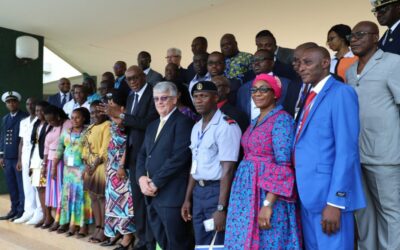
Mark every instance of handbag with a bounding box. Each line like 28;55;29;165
194;232;224;250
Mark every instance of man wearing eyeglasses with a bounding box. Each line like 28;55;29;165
166;48;187;85
371;0;400;55
347;20;400;250
106;65;159;250
136;81;194;250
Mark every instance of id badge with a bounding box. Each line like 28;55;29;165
190;160;197;175
67;156;74;166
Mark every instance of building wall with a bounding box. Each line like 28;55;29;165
0;26;44;194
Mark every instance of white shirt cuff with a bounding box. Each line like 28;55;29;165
327;202;345;210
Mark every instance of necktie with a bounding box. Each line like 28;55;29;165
61;94;67;107
130;93;139;114
385;29;393;45
155;119;166;141
295;91;317;143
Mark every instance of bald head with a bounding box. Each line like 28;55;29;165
350;21;379;58
220;33;239;58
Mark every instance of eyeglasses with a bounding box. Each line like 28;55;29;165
346;31;377;41
250;87;273;94
153;96;173;102
126;75;141;82
252;56;273;64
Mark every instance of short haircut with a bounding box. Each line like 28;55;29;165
295;42;319;50
115;61;127;67
153;81;178;97
194;36;208;46
255;30;276;44
59;77;70;83
167;48;182;57
90;100;102;107
35;100;50;109
255;49;275;59
139;51;151;59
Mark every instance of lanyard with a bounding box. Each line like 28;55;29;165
69;128;83;146
194;126;210;157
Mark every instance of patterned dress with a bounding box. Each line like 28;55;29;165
104;122;135;237
225;106;302;250
57;128;93;226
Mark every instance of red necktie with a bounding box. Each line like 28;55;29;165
293;91;316;166
295;91;317;143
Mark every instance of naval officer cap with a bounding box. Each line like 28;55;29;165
191;80;218;96
1;91;22;103
370;0;400;12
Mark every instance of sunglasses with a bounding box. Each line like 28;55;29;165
250;87;273;94
346;31;377;40
153;96;173;102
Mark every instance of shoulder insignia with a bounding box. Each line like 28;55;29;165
223;115;236;125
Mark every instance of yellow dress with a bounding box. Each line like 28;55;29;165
82;120;111;196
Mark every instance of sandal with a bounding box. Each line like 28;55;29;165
66;231;76;237
41;218;54;229
48;222;59;232
56;225;68;234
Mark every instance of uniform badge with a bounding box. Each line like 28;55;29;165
223;116;236;125
197;83;203;90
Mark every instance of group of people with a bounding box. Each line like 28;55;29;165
1;0;400;249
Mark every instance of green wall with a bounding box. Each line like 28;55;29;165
0;27;44;194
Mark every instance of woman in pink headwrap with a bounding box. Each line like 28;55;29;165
225;74;302;249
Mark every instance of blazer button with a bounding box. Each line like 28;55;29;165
148;155;151;159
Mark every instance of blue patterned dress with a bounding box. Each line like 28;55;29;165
104;122;135;237
225;106;302;249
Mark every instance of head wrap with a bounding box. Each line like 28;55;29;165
252;74;282;99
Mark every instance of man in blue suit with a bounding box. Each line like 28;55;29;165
294;47;365;249
371;0;400;55
136;81;194;250
0;91;28;221
47;78;72;109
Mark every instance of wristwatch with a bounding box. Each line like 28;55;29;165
119;113;125;120
217;204;226;212
263;199;273;207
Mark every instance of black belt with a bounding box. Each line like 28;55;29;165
196;180;220;187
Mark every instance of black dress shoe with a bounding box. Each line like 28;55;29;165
0;211;16;220
9;214;23;222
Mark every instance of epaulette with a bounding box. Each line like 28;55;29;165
223;115;236;125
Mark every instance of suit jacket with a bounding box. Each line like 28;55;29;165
30;121;51;159
146;69;163;87
236;75;290;121
0;111;28;159
115;75;131;94
136;109;194;207
294;76;365;213
282;79;302;118
346;49;400;165
123;84;159;173
379;25;400;55
47;92;72;109
276;46;294;65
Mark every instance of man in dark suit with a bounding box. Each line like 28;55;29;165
372;0;400;55
237;49;297;120
166;48;187;85
255;30;294;65
47;78;72;109
0;91;28;221
136;81;194;250
137;51;163;87
113;61;131;93
109;65;158;250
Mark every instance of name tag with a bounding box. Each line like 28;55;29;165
67;156;74;166
190;160;197;175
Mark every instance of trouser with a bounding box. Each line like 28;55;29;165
131;174;155;250
192;182;224;246
146;202;191;250
21;156;36;214
355;164;400;250
301;204;354;250
4;159;24;215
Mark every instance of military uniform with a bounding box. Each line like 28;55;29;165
190;109;242;245
0;92;28;218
